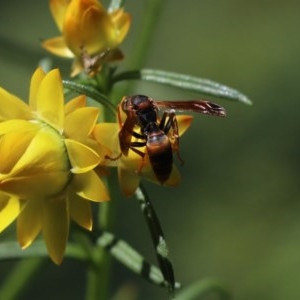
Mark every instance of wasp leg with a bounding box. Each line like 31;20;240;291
117;103;123;128
127;141;149;175
132;131;144;139
105;153;122;161
105;134;146;162
159;111;184;165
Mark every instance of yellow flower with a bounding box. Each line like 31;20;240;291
93;114;193;197
0;68;109;264
42;0;131;76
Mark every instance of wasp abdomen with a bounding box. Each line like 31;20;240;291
146;132;173;184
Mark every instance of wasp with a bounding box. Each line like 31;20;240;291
116;95;226;184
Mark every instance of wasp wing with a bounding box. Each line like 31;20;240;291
156;100;226;117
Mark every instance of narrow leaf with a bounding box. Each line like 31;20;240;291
135;184;176;295
176;278;231;300
97;231;178;289
63;80;116;114
113;69;252;105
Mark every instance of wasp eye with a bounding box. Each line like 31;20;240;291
131;95;147;108
131;95;153;110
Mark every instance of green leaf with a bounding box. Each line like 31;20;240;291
135;185;176;295
63;80;116;115
176;278;231;300
97;231;179;289
112;69;252;105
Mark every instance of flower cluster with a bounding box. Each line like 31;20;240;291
0;68;110;264
0;67;193;263
0;0;194;264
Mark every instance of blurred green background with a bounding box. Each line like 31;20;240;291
0;0;300;299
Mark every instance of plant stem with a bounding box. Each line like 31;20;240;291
84;170;120;300
129;0;165;69
85;254;109;300
84;87;120;300
115;0;166;99
0;258;45;300
84;1;167;298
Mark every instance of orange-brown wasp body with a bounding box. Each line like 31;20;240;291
118;95;226;184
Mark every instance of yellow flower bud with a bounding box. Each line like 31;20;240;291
42;0;131;76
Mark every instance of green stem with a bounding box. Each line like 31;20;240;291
84;172;120;300
129;0;165;69
78;227;107;300
85;253;109;300
84;89;120;300
84;1;166;298
116;0;166;99
0;258;45;300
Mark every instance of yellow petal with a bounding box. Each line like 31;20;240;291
84;138;112;165
35;69;64;131
65;139;100;174
10;126;68;177
64;107;99;140
93;123;119;155
0;127;70;199
72;171;109;202
50;0;70;32
0;87;31;121
0;119;38;135
70;58;84;77
64;95;86;115
177;115;193;136
29;68;46;110
17;198;42;248
69;191;92;230
63;0;116;56
0;194;22;233
42;36;74;58
118;167;140;197
42;196;69;265
110;9;131;44
0;172;70;200
0;124;38;174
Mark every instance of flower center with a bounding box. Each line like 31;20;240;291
0;120;71;200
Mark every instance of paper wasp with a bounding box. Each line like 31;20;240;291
116;95;226;184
